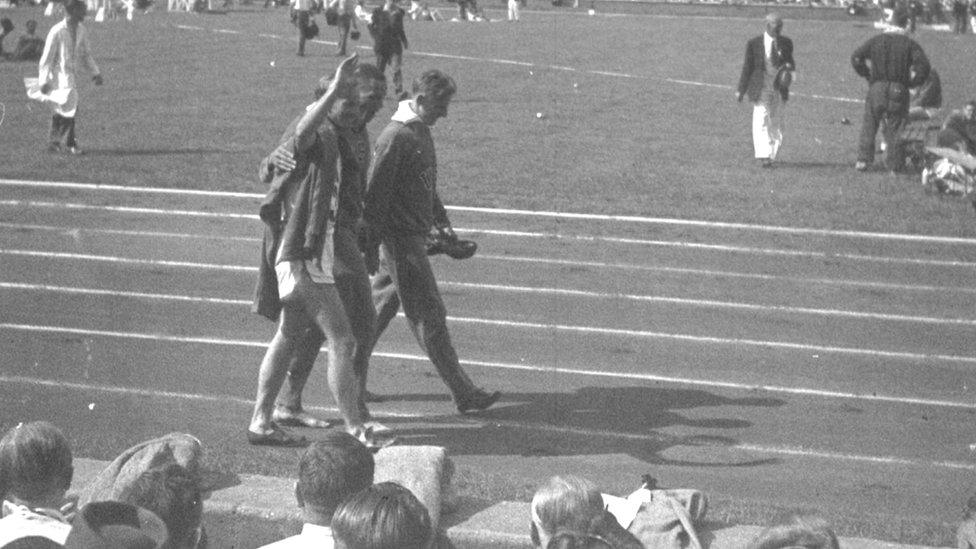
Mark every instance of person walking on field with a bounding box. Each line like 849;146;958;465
328;0;357;56
736;13;795;169
360;70;501;415
292;0;317;56
248;54;394;450
851;6;929;172
368;0;407;97
254;62;390;434
38;0;103;155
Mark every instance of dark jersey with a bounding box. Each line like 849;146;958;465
365;116;448;238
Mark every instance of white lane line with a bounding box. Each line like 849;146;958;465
4;223;976;291
451;315;976;364
3;179;974;245
2;324;975;409
0;179;260;197
4;222;976;291
0;222;259;242
452;206;976;246
4;268;975;328
0;282;249;305
481;254;976;295
0;375;420;419
479;237;976;268
0;250;255;271
0;200;258;220
212;28;240;33
446;281;976;326
1;373;970;470
4;203;975;268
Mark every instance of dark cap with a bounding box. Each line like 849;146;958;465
64;501;168;549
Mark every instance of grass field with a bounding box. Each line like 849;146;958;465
2;3;976;238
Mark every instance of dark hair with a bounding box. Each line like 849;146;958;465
1;537;64;549
296;431;374;515
332;482;432;549
0;422;73;503
314;63;387;99
746;514;839;549
63;0;88;16
117;463;203;549
888;6;909;26
411;70;457;101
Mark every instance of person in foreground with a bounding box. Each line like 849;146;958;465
361;69;501;415
0;421;75;546
851;6;929;172
745;514;839;549
118;463;207;549
530;475;642;549
259;431;375;548
736;13;795;168
331;481;432;549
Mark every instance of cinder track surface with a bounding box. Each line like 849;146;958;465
1;180;974;542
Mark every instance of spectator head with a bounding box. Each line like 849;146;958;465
0;422;73;508
331;482;433;549
886;6;909;27
546;530;613;549
64;501;169;549
745;514;839;549
411;70;456;127
530;476;604;549
295;431;374;525
964;100;976;120
0;537;63;549
764;13;783;37
117;463;204;549
25;19;37;34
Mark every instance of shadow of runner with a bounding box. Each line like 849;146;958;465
381;385;784;466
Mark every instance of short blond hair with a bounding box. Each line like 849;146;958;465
531;475;604;539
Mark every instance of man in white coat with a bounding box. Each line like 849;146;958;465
38;0;103;155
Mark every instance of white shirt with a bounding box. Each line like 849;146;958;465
37;18;99;117
0;501;72;546
258;523;335;549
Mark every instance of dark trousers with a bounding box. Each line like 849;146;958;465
296;9;309;54
369;235;477;401
336;13;351;55
375;48;403;95
858;81;908;170
49;113;77;147
953;10;969;32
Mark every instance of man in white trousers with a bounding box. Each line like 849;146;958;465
736;13;795;168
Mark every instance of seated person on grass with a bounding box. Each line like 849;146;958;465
938;100;976;155
0;421;75;546
908;67;942;120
